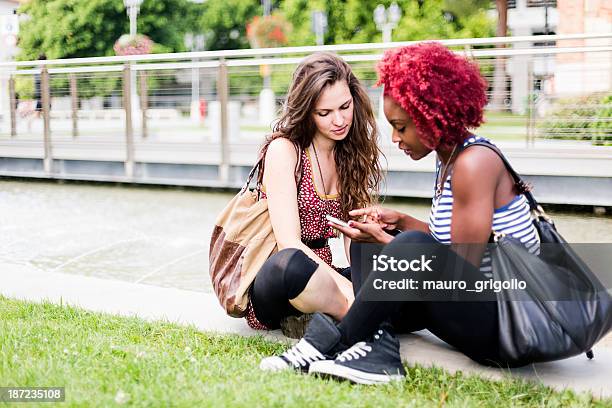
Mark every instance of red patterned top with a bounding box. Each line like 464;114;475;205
246;148;343;330
295;149;343;265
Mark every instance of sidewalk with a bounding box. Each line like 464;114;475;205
3;263;612;399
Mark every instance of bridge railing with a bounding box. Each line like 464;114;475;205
0;33;610;179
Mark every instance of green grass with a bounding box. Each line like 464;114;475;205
484;112;528;127
240;124;273;132
146;124;272;133
478;112;529;141
477;129;526;142
1;296;609;407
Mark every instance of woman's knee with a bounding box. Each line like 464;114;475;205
266;248;301;268
261;248;319;299
393;230;434;244
380;230;438;263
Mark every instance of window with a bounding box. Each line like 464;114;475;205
526;0;557;7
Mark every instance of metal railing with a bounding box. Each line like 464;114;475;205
0;33;610;181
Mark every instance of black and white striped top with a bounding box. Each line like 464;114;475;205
428;136;540;275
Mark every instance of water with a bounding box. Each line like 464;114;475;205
0;181;222;292
1;180;611;293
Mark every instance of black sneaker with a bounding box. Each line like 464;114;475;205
259;313;341;372
280;313;313;339
309;328;406;385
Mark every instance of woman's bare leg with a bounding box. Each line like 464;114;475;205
289;267;352;320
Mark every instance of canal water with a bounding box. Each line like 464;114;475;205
1;179;611;293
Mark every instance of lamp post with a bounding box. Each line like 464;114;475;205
0;12;20;133
373;2;401;43
185;33;207;123
262;0;271;16
123;0;143;128
373;3;401;143
261;0;272;90
311;11;328;46
124;0;143;37
258;0;274;125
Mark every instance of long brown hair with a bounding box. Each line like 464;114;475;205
261;52;382;218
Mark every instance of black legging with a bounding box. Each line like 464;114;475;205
251;248;350;329
340;231;502;366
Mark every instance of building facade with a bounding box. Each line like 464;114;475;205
555;0;611;97
506;0;611;114
507;0;559;114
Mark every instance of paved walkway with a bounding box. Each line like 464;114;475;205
3;264;612;399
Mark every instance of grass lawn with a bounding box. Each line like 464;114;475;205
1;296;609;407
484;112;528;127
478;112;529;141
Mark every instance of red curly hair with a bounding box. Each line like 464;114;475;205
376;42;487;149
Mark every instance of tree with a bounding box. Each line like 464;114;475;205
280;0;346;46
190;0;262;97
443;0;491;21
17;0;200;60
280;0;493;46
490;0;508;111
266;0;493;98
16;0;201;99
195;0;261;51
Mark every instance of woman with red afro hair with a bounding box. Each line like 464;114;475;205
376;41;487;150
261;43;541;384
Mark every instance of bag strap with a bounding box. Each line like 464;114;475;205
469;142;595;362
464;141;539;211
239;156;265;194
294;145;304;187
241;142;303;197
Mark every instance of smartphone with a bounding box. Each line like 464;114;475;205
325;214;351;229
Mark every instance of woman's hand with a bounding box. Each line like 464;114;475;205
349;206;404;231
330;219;394;244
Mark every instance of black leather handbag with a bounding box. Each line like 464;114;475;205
469;142;612;367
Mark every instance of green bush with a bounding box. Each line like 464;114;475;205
15;76;34;99
538;94;612;146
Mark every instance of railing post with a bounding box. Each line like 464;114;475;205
218;58;229;184
139;71;148;138
41;66;53;173
8;75;16;138
463;44;473;59
69;74;78;138
123;63;135;178
526;60;536;147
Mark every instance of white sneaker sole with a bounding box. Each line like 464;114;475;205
260;356;293;372
309;360;405;385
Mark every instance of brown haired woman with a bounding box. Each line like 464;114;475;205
245;52;382;337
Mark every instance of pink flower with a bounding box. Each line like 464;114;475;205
114;34;153;56
246;15;291;49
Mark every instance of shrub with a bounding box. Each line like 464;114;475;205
538;93;611;146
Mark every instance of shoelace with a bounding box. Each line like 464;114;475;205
282;339;324;368
337;342;372;362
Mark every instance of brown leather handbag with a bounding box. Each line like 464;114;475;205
209;146;302;317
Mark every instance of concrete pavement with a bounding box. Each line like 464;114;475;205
2;263;612;399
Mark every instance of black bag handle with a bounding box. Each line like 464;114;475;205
468;142;596;361
464;141;539;211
